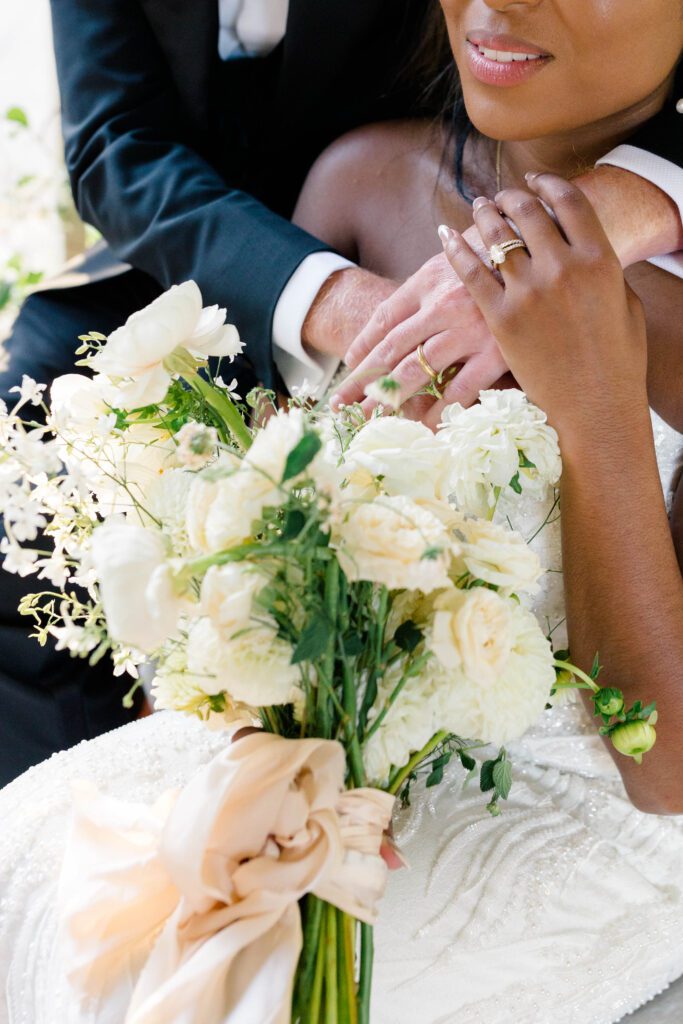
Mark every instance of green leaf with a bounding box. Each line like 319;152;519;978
280;508;306;540
508;472;522;495
291;612;330;664
24;270;43;286
6;106;28;128
518;450;536;469
343;633;364;657
0;280;12;310
459;751;476;772
426;765;444;787
492;758;512;800
394;620;422;653
479;758;497;792
282;432;322;483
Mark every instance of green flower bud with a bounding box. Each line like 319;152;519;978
594;688;625;718
610;721;657;764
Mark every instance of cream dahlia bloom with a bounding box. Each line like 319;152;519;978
186;616;301;707
90;281;243;408
334;495;453;593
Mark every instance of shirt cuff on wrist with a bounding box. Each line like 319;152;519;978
272;251;356;399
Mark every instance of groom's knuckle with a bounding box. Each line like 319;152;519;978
373;301;395;337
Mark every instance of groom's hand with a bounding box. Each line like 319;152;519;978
301;267;398;360
329;224;507;414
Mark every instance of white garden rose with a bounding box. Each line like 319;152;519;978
334;494;452;593
91;521;190;653
428;587;514;685
200;562;264;637
439;601;555;745
437;388;561;515
187;466;276;553
344;416;449;501
450;513;543;595
90;281;243;408
50;373;115;436
186;616;301;707
151;646;259;729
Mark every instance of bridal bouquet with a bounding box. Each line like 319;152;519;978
0;282;657;1023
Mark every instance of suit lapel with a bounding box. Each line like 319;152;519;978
139;0;218;132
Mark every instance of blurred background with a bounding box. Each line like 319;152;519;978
0;0;91;351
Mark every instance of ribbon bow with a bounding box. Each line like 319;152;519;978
58;732;395;1023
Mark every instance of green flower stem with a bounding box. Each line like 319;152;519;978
336;909;350;1023
344;913;358;1024
182;370;252;451
339;652;366;788
358;923;374;1024
325;903;338;1024
553;659;599;694
386;730;450;796
308;912;327;1024
294;895;324;1020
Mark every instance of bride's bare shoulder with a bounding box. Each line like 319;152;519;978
293;119;447;267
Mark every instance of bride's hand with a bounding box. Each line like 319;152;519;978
329;226;508;413
433;174;648;435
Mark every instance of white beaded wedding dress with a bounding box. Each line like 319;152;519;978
0;410;682;1024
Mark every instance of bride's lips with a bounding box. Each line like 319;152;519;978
465;30;552;87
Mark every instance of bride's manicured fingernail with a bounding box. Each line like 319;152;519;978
438;224;454;247
473;196;490;210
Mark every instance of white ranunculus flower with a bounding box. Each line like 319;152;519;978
90;281;243;409
344;416;449;501
428;587;514;685
438;389;561;515
200;562;264;637
334;494;452;593
450;513;543;595
439;602;555;746
188;467;276;553
91;521;190;652
186;616;301;706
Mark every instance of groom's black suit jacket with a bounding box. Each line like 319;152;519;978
50;0;683;390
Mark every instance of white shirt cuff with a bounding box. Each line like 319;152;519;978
272;251;355;398
596;144;683;226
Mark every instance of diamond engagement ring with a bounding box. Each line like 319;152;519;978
489;238;528;267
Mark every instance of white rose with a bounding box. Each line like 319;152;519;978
200;562;263;637
428;587;514;685
50;373;114;436
186;617;301;706
450;513;543;595
151;646;259;729
90;281;243;408
334;494;452;593
439;602;555;745
344;416;449;501
91;521;190;652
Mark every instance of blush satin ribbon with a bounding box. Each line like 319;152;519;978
57;732;395;1024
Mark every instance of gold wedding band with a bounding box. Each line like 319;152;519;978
489;238;528;268
416;343;440;382
416;345;459;399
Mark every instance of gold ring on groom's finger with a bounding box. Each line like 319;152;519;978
489;238;528;268
416;343;440;383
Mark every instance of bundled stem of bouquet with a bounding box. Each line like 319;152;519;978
0;282;658;1023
